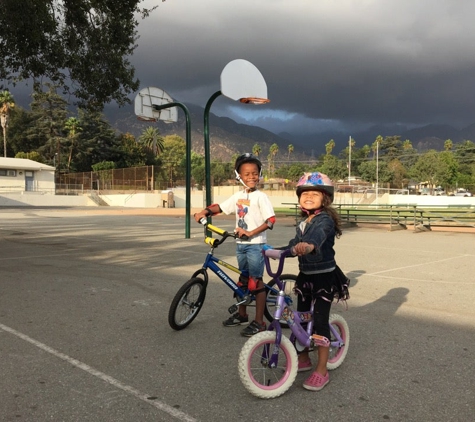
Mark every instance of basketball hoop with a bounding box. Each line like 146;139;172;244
137;116;158;122
239;97;270;105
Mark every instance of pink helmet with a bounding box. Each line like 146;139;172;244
296;172;334;202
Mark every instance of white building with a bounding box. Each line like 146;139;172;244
0;157;55;193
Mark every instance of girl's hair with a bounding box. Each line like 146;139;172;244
299;193;343;238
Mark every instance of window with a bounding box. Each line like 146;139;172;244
0;169;17;177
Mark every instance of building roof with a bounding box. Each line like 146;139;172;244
0;157;54;171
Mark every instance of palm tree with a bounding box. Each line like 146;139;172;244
0;90;15;157
325;139;335;155
268;143;279;178
252;143;261;157
139;127;164;156
444;139;453;151
372;135;383;159
64;117;82;172
287;144;294;161
402;139;413;151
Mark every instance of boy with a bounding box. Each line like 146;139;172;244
194;153;276;336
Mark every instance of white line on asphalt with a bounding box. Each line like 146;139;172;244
0;323;197;422
366;254;470;275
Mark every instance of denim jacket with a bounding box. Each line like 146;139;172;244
287;211;336;273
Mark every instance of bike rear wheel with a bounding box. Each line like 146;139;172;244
238;331;298;399
264;274;298;326
168;277;206;330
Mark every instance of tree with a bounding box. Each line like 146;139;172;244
64;117;82;172
72;108;120;172
0;1;160;110
444;139;453;151
159;135;186;187
325;139;335;155
138;126;164;157
27;83;68;170
319;155;347;181
267;143;279;178
287;144;294;161
409;150;443;189
252;143;261;157
0;90;15;157
116;132;147;168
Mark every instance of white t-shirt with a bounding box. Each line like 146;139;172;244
219;189;275;244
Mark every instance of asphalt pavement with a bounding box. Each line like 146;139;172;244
0;207;474;421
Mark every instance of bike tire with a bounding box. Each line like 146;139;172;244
264;274;298;326
326;313;350;370
168;277;206;331
238;331;298;399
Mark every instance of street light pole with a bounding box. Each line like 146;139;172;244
1;113;8;157
348;135;352;186
376;140;379;205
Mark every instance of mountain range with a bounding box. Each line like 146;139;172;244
106;103;475;162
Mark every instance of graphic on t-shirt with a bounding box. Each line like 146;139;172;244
237;203;248;230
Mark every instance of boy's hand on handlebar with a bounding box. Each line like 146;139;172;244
194;212;207;223
234;228;250;239
292;242;315;256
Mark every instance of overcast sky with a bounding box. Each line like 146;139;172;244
130;0;475;136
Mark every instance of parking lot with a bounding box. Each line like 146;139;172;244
1;207;474;421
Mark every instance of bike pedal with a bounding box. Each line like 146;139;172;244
311;334;330;347
228;304;238;314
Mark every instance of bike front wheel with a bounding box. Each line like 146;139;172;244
238;331;298;399
264;274;298;326
327;313;350;370
168;277;206;330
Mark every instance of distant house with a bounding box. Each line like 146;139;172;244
0;157;55;193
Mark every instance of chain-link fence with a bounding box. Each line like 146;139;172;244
57;166;164;193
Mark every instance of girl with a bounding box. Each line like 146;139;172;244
284;172;349;391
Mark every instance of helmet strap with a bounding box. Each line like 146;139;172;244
299;206;323;216
235;169;257;192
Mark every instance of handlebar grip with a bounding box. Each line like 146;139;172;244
264;249;283;260
206;224;226;236
204;237;219;247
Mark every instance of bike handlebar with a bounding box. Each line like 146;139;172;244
262;248;293;279
198;217;249;247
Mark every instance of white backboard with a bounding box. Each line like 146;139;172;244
134;87;178;123
220;59;268;102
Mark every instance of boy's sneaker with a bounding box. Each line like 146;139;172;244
223;313;248;327
240;320;266;337
303;371;329;391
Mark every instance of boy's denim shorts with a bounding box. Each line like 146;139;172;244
236;243;264;279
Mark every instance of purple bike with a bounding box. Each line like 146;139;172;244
238;247;350;399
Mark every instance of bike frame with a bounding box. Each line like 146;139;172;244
263;249;345;368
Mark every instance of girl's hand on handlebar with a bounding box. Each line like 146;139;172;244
292;242;315;256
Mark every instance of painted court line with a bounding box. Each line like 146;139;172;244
366;254;470;276
0;323;197;422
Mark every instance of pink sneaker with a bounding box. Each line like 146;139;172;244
297;359;312;373
303;371;329;391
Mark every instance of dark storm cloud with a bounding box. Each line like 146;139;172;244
132;0;475;134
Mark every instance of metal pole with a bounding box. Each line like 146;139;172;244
203;91;222;235
152;102;192;238
348;136;352;186
376;141;379;206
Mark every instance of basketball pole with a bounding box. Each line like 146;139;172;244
153;102;192;239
